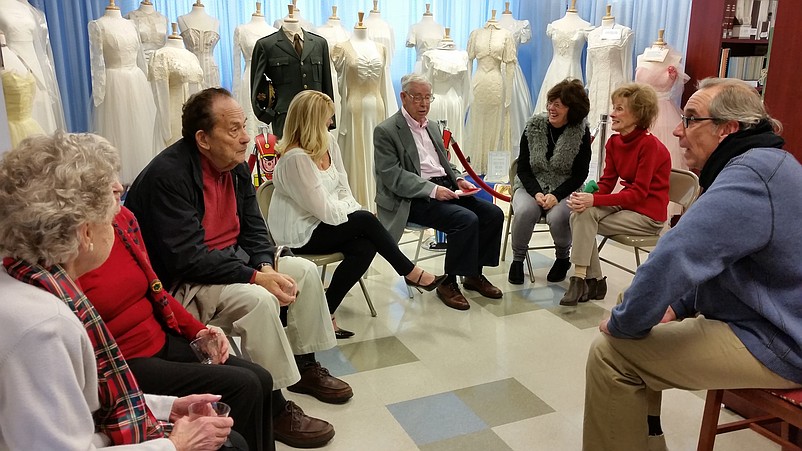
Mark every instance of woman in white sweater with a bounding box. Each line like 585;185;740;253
268;91;445;338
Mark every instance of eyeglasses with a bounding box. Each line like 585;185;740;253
680;114;720;128
406;93;435;104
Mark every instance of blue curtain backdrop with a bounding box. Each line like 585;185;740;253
23;0;691;133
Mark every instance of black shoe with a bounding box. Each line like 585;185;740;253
405;273;447;292
508;261;525;285
334;328;355;339
559;276;588;306
547;258;572;283
586;276;608;300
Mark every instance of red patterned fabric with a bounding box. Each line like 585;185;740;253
768;388;802;407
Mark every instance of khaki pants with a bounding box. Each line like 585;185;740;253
570;206;664;279
172;256;336;390
583;317;800;451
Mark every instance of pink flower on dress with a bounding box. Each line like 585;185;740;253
667;65;678;82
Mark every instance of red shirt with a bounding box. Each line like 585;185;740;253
78;209;206;359
200;155;240;251
595;127;671;221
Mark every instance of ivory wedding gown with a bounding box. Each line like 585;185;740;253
331;40;394;211
89;17;156;184
422;48;470;146
181;28;220;88
499;15;534;158
233;22;276;138
149;45;203;148
534;24;588;114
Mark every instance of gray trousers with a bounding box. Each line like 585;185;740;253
510;189;572;261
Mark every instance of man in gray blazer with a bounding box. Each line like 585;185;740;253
373;74;504;311
250;26;334;138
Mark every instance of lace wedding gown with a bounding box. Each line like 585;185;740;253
2;71;44;148
499;16;534;158
233;21;276;138
89;16;156;184
0;1;65;133
181;28;220;88
331;40;394;211
534;24;588;114
422;48;470;146
149;45;203;148
465;25;517;174
126;8;168;63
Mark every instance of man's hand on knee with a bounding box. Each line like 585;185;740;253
254;267;298;306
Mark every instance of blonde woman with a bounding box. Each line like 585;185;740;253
268;91;445;337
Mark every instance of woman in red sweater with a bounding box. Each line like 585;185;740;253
560;83;671;306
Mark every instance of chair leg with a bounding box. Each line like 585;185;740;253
525;252;535;283
358;278;377;317
697;389;725;451
502;210;513;262
634;247;642;267
413;230;424;264
320;264;327;282
227;336;242;358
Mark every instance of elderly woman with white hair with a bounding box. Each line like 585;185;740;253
0;132;238;450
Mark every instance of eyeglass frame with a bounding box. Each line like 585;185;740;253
404;92;436;104
680;114;721;128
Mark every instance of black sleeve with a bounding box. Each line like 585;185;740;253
251;39;276;125
551;127;591;201
517;132;544;196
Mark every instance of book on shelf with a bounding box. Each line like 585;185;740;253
719;48;731;78
725;55;767;81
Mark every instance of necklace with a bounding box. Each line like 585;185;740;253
548;125;557;146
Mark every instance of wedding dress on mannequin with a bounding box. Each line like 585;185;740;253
498;3;533;158
635;31;688;173
406;4;445;73
0;0;65;133
2;36;44;148
233;4;276;138
465;18;517;174
586;6;633;179
534;2;591;114
364;2;397;110
126;1;168;64
150;24;203;149
332;17;393;211
89;3;156;184
422;29;470;147
315;7;349;137
178;2;220;88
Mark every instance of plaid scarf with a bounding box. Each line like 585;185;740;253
3;258;164;445
113;208;180;333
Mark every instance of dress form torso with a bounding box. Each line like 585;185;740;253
126;3;168;63
422;44;470;147
534;11;592;114
406;14;445;73
178;6;220;88
89;7;156;183
316;17;350;48
274;12;315;32
233;14;276;138
0;0;65;133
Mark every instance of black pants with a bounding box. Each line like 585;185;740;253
408;195;504;276
295;210;416;313
127;334;275;451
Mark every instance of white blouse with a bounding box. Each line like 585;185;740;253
269;135;361;248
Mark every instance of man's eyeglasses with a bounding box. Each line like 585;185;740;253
680;114;720;128
406;94;435;104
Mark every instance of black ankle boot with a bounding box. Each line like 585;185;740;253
508;261;524;285
560;276;588;306
586;276;608;300
546;258;572;282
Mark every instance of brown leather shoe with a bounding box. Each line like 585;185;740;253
436;280;470;310
288;362;353;404
274;400;335;448
463;275;503;299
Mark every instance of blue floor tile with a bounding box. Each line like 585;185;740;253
387;392;488;446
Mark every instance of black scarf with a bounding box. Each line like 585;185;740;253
699;120;784;191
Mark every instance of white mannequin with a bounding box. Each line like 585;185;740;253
126;0;168;63
282;6;302;38
150;23;203;148
332;12;393;210
233;3;276;138
406;4;445;73
89;0;157;183
316;6;350;48
177;1;220;88
533;0;592;114
0;0;65;133
365;0;395;57
422;28;471;148
273;0;315;32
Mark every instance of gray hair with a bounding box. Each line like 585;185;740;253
400;73;431;92
0;132;121;267
698;77;782;134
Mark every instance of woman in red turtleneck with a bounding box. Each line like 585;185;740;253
560;83;671;306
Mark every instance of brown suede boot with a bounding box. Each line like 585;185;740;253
559;276;588;306
585;276;608;300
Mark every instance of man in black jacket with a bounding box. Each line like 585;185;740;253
126;88;350;449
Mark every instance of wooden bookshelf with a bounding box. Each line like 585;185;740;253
684;0;801;162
